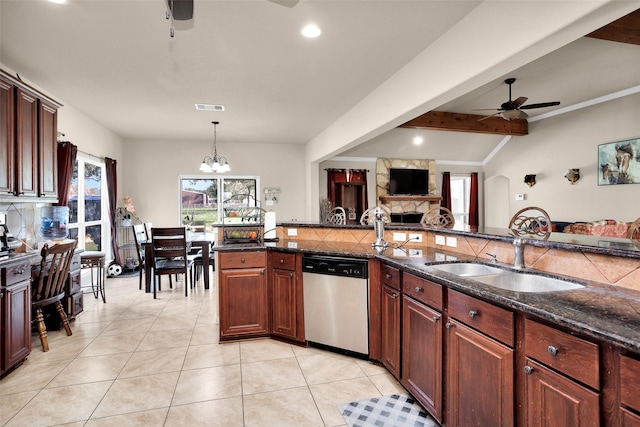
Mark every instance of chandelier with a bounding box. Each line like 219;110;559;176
199;121;230;173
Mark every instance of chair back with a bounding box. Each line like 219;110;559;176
326;207;347;225
151;227;189;273
132;223;149;265
360;206;391;225
420;206;456;228
32;240;78;307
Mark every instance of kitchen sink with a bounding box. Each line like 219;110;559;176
427;262;508;277
474;273;585;293
426;262;585;293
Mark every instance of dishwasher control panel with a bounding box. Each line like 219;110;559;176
302;255;368;279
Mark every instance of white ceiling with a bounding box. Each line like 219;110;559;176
1;0;639;160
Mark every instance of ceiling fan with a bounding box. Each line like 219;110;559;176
475;78;560;121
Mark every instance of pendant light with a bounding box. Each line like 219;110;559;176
199;121;230;173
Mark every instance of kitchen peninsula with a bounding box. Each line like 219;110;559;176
216;220;640;426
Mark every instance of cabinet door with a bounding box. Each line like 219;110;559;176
446;319;514;427
401;296;442;422
1;281;31;374
381;284;401;378
0;76;14;195
219;267;269;340
38;100;58;198
622;408;640;427
524;358;600;427
15;88;38;197
271;267;302;341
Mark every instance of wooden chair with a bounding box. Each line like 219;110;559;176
150;227;194;298
193;242;215;283
360;206;391;225
131;223;149;290
420;206;456;228
32;239;78;352
326;207;347;225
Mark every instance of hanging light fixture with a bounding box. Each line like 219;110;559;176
199;121;230;173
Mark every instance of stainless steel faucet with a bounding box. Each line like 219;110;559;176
371;207;388;249
513;237;526;269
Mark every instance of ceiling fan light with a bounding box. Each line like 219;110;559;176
502;110;520;121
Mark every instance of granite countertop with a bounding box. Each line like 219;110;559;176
0;251;39;268
215;238;640;354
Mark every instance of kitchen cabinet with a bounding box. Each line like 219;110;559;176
0;70;61;201
446;289;514;427
523;318;600;427
218;250;268;341
1;260;31;376
65;252;82;317
619;354;640;426
401;273;443;422
380;263;401;378
269;251;304;343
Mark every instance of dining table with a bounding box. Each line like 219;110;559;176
143;238;212;293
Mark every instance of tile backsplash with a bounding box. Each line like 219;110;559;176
0;202;41;251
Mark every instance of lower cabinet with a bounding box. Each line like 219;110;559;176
65;252;82;317
1;261;31;376
218;251;268;341
619;354;640;426
381;284;401;378
401;295;442;422
445;290;514;427
269;251;304;343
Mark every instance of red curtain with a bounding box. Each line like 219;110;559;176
469;172;479;226
105;157;120;266
55;141;77;206
441;172;451;210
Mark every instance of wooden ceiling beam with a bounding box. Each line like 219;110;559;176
586;9;640;46
399;111;528;136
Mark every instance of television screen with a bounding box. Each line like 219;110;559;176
389;168;429;195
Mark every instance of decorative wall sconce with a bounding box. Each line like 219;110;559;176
524;174;536;187
564;168;580;184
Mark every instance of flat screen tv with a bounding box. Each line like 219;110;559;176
389;168;429;195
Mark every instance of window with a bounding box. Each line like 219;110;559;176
67;153;110;252
179;176;260;231
450;175;471;225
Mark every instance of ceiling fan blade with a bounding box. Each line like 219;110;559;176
477;112;501;122
520;101;560;110
472;108;503;112
512;96;528;108
268;0;299;7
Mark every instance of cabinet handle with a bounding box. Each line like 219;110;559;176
414;286;423;293
289;272;293;278
280;259;285;264
17;268;25;274
547;345;559;356
468;310;478;318
432;316;439;323
445;322;453;329
385;273;391;279
260;269;265;275
241;258;246;263
524;365;534;375
391;293;398;299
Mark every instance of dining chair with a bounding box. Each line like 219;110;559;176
150;227;194;298
131;223;150;290
360;205;391;225
326;206;347;225
420;206;456;228
32;239;78;352
193;241;215;283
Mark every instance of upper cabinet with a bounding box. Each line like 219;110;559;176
0;70;61;201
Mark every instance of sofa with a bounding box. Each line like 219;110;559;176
562;220;631;238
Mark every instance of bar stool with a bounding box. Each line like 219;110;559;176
81;252;106;303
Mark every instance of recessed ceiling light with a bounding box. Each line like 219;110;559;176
48;0;68;4
195;104;225;112
413;136;423;145
301;24;321;38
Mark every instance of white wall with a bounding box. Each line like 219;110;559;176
122;139;306;227
484;93;640;223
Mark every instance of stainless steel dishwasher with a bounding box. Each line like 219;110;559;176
302;254;369;357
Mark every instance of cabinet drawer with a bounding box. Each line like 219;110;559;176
69;253;81;273
219;251;266;269
403;273;442;311
270;252;295;270
3;261;31;286
524;318;599;390
448;289;514;347
620;354;640;411
67;291;84;317
381;264;401;291
66;270;81;295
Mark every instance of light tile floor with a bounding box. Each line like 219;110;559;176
0;273;406;426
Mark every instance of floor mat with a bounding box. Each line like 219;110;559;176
339;394;439;427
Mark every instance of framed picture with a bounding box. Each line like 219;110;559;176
598;138;640;185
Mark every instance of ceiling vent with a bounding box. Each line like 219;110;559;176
195;104;225;112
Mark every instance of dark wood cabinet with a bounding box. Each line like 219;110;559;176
0;69;60;201
401;295;442;422
218;251;268;341
269;251;304;343
335;182;366;223
1;260;32;376
446;290;514;427
524;358;600;427
619;354;640;426
65;253;82;317
380;264;401;377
